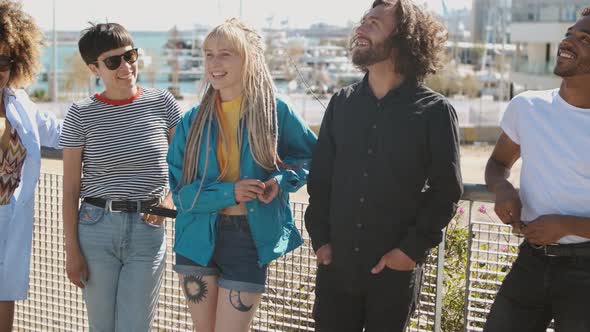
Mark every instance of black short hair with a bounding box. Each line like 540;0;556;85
78;22;134;65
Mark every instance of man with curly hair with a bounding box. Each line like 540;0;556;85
483;7;590;332
0;0;62;330
305;0;462;330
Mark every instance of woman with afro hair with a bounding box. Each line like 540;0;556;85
0;1;62;330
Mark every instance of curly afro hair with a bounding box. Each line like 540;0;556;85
0;0;43;89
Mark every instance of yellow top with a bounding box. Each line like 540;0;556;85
218;96;242;183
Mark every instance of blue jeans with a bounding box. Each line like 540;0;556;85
77;202;166;332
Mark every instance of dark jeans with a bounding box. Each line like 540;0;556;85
484;242;590;332
313;263;423;332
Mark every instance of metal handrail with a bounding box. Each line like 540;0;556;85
17;173;549;332
463;183;494;203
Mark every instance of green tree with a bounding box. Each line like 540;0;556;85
29;88;49;102
62;52;93;95
461;75;481;98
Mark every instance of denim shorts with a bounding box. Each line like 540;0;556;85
174;215;268;293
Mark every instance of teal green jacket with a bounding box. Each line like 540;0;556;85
167;98;317;266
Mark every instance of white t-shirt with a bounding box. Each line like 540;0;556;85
501;89;590;244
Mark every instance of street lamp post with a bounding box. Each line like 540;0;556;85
51;0;58;102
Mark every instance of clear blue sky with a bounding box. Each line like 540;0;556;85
20;0;471;31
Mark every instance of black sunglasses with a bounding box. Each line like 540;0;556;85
93;48;139;70
0;55;14;72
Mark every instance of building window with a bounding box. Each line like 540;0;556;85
527;12;535;21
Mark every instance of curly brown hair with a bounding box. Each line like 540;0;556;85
369;0;448;83
0;0;43;88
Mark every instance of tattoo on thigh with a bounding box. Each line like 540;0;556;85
229;289;253;312
183;275;208;304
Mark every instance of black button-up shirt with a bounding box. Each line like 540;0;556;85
305;74;463;290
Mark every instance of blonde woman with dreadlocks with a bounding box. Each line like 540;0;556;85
167;18;316;331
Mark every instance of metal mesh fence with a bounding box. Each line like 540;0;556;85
15;173;438;332
15;173;553;332
13;173;441;331
465;219;553;332
464;220;520;331
16;173;87;331
407;251;440;332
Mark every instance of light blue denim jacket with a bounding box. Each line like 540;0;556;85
167;98;317;266
0;88;62;300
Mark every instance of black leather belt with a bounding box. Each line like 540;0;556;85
527;241;590;257
83;197;177;218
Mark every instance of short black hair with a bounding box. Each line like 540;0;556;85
78;22;134;65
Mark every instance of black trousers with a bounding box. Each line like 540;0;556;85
484;243;590;332
313;264;423;332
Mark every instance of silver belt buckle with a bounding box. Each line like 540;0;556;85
530;243;558;257
544;245;558;257
105;199;121;213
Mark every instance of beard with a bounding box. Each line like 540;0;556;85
554;63;577;77
554;58;590;78
351;39;393;68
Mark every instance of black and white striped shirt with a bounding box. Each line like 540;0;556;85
60;87;182;200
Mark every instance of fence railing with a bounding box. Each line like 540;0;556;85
14;173;547;331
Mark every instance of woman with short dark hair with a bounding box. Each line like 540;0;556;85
61;22;182;331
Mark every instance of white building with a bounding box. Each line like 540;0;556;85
511;0;587;90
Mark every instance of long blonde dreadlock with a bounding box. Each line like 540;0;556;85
180;19;279;204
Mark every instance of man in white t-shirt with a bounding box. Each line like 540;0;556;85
483;7;590;332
